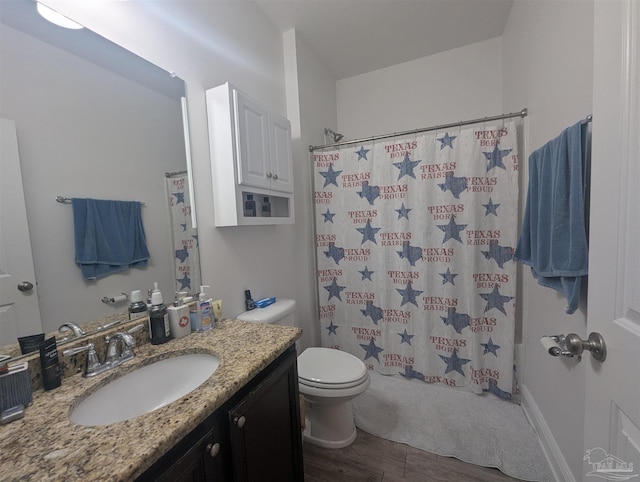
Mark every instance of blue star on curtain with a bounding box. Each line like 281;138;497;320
437;132;457;149
398;329;414;345
320;163;343;187
482;198;500;216
481;337;501;356
482;145;512;172
439;348;471;376
326;320;339;335
439;267;458;285
396;280;423;307
359;266;375;281
324;277;346;301
479;285;514;315
322;208;336;223
437;215;467;244
356;219;381;245
393;153;421;180
355;146;370;160
360;337;384;362
395;202;412;220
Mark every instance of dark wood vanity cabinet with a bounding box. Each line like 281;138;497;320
138;345;304;482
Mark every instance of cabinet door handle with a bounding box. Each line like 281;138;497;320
206;442;220;458
234;415;246;428
272;174;278;180
266;172;272;178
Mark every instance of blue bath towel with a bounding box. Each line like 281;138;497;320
514;120;590;314
72;198;150;280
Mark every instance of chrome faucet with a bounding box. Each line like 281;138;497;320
58;322;85;338
62;324;143;377
104;332;136;367
63;343;108;377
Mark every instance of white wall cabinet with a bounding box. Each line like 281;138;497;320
206;83;294;226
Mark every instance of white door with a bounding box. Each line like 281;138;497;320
0;119;42;347
583;2;640;480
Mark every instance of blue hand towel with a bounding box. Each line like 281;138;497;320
514;120;590;314
72;198;150;280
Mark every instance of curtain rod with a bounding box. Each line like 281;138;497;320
309;108;529;152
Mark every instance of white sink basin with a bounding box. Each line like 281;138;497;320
70;353;220;426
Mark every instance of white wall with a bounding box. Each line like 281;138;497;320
336;37;503;139
502;1;593;479
0;24;185;331
38;1;310;324
283;30;338;349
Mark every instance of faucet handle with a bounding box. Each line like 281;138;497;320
63;343;104;377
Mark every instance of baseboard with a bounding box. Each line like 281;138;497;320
520;384;575;482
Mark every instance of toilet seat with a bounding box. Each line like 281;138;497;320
297;347;368;389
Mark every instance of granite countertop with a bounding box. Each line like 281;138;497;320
0;319;301;482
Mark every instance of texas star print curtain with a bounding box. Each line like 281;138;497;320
313;121;519;400
165;172;200;295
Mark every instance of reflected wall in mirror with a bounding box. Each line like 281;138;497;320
0;0;200;352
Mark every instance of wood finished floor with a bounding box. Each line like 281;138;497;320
303;429;519;482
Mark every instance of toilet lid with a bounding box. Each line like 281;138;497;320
298;347;368;385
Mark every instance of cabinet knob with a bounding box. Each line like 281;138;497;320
266;172;272;178
206;442;220;458
272;174;278;180
234;415;246;428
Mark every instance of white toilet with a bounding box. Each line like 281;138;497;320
236;299;370;449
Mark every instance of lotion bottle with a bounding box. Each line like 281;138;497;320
149;283;171;344
168;293;191;339
197;285;213;332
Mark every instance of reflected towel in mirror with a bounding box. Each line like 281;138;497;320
72;198;150;280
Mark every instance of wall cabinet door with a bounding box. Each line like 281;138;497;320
235;90;293;194
268;112;293;193
228;349;303;482
235;90;271;191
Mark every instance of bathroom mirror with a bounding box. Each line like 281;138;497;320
0;0;200;358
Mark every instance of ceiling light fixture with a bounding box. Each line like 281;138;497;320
36;2;84;30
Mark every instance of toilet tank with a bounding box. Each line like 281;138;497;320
236;299;297;326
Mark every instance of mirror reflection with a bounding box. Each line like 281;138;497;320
0;0;200;357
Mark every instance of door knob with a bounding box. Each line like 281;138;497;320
17;281;34;292
564;332;607;362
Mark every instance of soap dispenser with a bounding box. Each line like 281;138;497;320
149;282;171;345
196;285;213;332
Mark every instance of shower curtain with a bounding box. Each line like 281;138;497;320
313;121;519;400
165;172;200;294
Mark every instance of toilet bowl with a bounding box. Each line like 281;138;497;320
297;347;370;449
235;300;370;449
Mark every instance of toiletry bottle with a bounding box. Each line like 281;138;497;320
197;285;213;332
168;293;191;339
244;194;256;217
245;290;255;311
149;283;171;345
261;196;271;217
39;337;61;391
128;290;148;321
